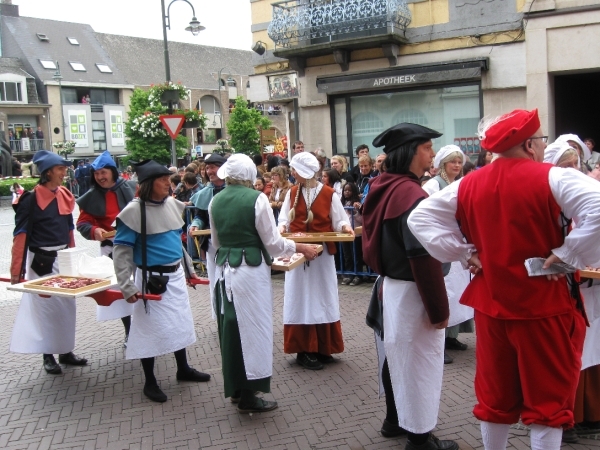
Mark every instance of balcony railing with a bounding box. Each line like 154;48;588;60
268;0;412;49
10;138;46;152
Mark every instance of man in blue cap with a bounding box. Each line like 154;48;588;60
77;150;136;345
9;150;88;374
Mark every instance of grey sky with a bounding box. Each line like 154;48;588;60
17;0;253;50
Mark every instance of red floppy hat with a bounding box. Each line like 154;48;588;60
481;109;541;153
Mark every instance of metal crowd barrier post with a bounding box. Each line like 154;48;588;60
336;206;376;279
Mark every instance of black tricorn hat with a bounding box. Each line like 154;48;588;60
373;123;442;154
132;160;172;183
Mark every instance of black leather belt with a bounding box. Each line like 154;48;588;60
29;246;64;257
139;262;181;273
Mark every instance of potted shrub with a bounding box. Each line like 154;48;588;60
52;141;76;158
149;81;189;104
175;108;207;129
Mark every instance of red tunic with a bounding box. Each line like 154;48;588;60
77;190;119;239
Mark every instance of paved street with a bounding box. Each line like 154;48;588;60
0;206;598;449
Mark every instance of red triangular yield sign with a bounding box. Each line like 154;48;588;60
159;115;185;139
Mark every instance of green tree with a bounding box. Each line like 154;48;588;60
124;87;189;164
226;96;271;155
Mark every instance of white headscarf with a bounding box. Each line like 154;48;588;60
556;134;591;161
216;153;256;182
433;145;466;169
543;140;579;166
291;152;320;179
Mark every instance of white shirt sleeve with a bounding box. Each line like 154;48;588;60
208;198;219;249
277;189;292;231
549;167;600;269
407;178;476;266
330;191;350;231
254;193;296;258
421;178;440;196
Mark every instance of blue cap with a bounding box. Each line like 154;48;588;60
91;150;116;170
32;150;71;174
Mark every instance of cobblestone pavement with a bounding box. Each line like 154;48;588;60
0;206;598;449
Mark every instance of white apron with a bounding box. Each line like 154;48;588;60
382;277;444;434
217;260;273;380
125;266;196;360
96;243;133;321
10;251;76;354
283;250;340;324
580;284;600;370
445;261;473;327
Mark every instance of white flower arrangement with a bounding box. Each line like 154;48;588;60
130;113;167;138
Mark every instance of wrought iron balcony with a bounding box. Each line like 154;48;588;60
267;0;412;50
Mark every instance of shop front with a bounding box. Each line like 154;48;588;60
319;59;487;165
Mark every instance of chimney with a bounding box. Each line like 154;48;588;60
0;0;19;17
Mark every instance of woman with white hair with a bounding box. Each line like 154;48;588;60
278;152;354;370
209;154;318;413
422;145;474;364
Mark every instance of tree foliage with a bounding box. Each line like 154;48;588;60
226;96;271;155
124;88;188;164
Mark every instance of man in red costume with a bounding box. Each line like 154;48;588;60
408;109;600;450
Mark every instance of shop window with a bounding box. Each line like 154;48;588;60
0;82;23;102
392;109;428;126
352;112;384;137
92;120;107;152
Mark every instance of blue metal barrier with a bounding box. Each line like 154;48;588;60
336;206;376;278
184;206;207;273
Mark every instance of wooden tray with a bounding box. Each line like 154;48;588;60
354;226;362;236
102;230;116;239
272;245;323;272
8;275;114;298
191;229;211;236
282;232;354;242
580;270;600;279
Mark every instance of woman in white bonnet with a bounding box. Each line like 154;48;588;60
422;145;473;364
544;140;580;170
278;152;354;370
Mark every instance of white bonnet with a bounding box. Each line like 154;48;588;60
543;140;578;166
433;145;466;169
556;134;591;161
290;152;320;179
216;154;256;182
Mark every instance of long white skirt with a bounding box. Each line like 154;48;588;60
10;251;76;354
283;250;340;325
216;261;273;380
581;284;600;370
96;244;134;321
445;261;473;327
125;266;196;360
382;277;444;434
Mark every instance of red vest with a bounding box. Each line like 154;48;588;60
289;184;336;254
456;158;575;319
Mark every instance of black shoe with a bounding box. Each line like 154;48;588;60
143;384;167;403
562;427;579;444
230;390;241;404
296;352;324;370
176;368;211;382
43;355;62;374
576;421;600;435
349;276;362;286
406;434;458;450
444;352;453;364
315;353;335;364
58;352;88;366
381;419;407;438
237;398;278;414
445;337;467;351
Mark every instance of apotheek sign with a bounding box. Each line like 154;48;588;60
316;60;488;95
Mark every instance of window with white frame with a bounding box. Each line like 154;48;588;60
0;82;23;102
39;60;56;69
67;37;79;45
96;64;112;74
69;62;86;72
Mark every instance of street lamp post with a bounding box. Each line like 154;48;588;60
161;0;204;166
52;62;68;158
215;68;232;141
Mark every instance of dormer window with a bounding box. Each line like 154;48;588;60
39;60;56;69
36;33;49;42
96;64;112;74
67;37;79;45
69;61;86;72
0;82;23;102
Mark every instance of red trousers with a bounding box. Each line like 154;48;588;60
473;309;585;428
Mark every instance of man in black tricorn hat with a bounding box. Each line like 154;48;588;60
362;124;457;450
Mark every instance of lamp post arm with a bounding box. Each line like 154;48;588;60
166;0;197;19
